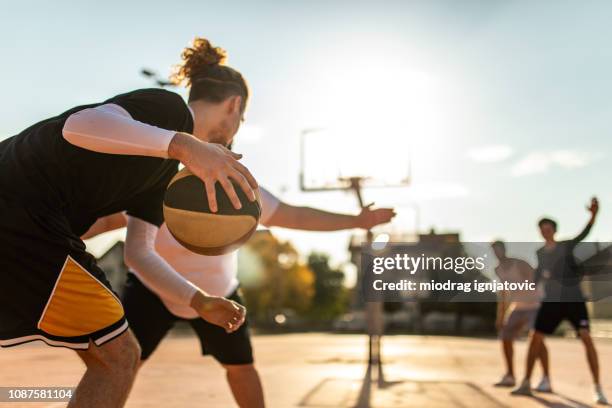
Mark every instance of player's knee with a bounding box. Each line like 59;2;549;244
530;330;544;343
527;331;545;350
121;333;141;373
578;328;593;343
92;331;141;375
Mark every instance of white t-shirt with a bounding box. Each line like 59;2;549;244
495;258;540;311
153;187;280;319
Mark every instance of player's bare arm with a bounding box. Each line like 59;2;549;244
263;201;395;231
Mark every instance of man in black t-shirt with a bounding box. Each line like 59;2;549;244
512;198;607;405
0;87;256;407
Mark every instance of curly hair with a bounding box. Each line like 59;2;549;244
171;37;248;110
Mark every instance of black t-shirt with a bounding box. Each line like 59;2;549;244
0;88;193;235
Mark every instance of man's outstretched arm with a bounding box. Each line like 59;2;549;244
573;197;599;244
263;201;396;231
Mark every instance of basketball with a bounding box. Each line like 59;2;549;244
163;168;261;256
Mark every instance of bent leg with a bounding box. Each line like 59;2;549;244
502;339;514;377
538;339;550;377
578;329;600;385
525;331;545;382
69;330;141;408
223;363;265;408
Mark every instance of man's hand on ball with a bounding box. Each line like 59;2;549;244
168;133;258;212
190;291;246;333
355;205;396;229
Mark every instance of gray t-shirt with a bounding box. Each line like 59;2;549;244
535;223;592;301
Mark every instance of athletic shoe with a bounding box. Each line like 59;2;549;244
594;384;609;405
511;380;532;397
535;376;552;393
494;374;516;387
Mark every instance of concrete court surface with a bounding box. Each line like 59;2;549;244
0;332;611;407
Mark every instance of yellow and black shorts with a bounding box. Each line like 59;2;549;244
0;197;128;350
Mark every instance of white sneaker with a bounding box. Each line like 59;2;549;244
511;380;532;396
535;376;552;393
494;374;516;387
594;384;609;405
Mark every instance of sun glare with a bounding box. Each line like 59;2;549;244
300;50;448;188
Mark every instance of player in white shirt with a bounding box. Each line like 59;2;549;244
491;241;550;391
87;194;394;408
78;35;395;408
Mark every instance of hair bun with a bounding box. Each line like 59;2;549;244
171;37;228;86
188;38;227;66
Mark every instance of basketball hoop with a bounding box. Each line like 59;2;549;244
299;127;411;383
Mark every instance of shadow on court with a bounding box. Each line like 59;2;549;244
298;366;507;408
515;393;600;408
1;334;610;407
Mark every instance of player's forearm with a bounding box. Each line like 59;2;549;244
81;217;110;240
63;103;176;158
167;131;200;162
81;213;127;240
128;255;199;307
588;212;597;226
573;220;593;243
124;216;199;306
269;204;359;231
190;290;217;312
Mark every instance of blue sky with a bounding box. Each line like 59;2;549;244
2;0;612;269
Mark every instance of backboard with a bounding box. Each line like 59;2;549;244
298;127;411;374
299;128;411;192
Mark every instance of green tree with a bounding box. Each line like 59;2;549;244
238;231;314;323
306;252;349;321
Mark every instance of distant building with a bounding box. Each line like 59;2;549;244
580;244;612;318
347;229;495;334
348;228;465;304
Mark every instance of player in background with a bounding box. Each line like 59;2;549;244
512;198;607;405
491;241;549;390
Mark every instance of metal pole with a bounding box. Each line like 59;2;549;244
349;178;384;380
